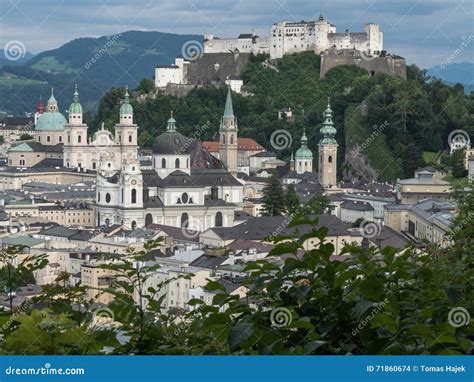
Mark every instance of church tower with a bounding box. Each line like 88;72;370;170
114;86;138;164
318;99;338;188
64;85;89;168
219;87;238;176
118;159;144;229
295;128;313;174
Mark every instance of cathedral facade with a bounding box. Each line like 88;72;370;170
95;89;243;231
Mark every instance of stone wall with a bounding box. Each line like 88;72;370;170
320;48;406;80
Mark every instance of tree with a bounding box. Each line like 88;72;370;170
285;184;300;213
261;174;286;216
451;148;467;178
0;246;47;314
306;194;330;214
402;143;424;178
136;78;155;94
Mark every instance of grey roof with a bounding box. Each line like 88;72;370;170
147;223;200;243
190;254;228;269
370;226;410;250
341;200;374;211
31;158;64;169
142;168;242;188
251;151;276;158
209;214;350;241
37;225;79;238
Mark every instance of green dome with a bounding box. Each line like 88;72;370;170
295;147;313;159
36;89;66;131
120;86;133;115
295;129;313;159
69;85;83;114
35;111;67;132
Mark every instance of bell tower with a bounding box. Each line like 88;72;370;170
318;98;338;188
218;87;238;176
114;86;138;164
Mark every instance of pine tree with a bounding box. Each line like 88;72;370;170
285;184;300;213
261;174;286;216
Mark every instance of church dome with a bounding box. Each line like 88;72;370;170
152;115;190;155
35;90;67;132
120;86;133;115
295;130;313;159
69;85;83;114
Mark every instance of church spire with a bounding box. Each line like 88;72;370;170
69;84;83;119
47;87;58;112
166;111;177;131
319;98;337;145
119;85;133;124
223;87;234;119
36;95;44;114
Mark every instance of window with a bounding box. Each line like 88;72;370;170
105;193;111;203
161;158;166;168
68;135;71;143
181;213;189;228
230;135;234;144
47;136;51;142
38;136;41;142
215;212;223;227
175;158;180;168
98;193;100;202
128;134;132;143
328;156;333;163
181;192;188;204
59;136;62;143
222;134;225;144
78;135;82;143
92;162;96;170
131;189;137;204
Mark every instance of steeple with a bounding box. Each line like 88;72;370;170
223;87;234;119
120;85;133;124
295;126;313;174
47;88;58;113
68;84;83;122
318;97;338;188
36;96;44;114
167;111;177;131
319;98;337;145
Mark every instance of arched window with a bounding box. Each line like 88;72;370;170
98;193;100;202
67;135;70;143
78;135;82;143
131;221;137;230
230;135;234;144
145;213;153;226
161;158;166;168
38;136;41;142
105;193;111;203
222;134;225;144
131;189;137;204
175;158;180;168
105;218;110;227
128;134;132;143
328;156;333;163
47;136;51;143
59;136;62;143
181;213;189;228
215;212;223;227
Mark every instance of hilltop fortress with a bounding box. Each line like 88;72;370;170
204;14;383;59
154;14;405;94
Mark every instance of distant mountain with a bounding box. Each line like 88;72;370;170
0;31;202;115
427;62;474;93
0;49;35;68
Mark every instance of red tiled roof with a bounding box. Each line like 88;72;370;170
203;138;264;152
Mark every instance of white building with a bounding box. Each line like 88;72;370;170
154;58;188;88
204;15;383;60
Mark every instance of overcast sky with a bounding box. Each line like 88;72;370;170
1;0;473;68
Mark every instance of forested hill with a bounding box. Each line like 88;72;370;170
92;52;474;182
0;31;202;115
